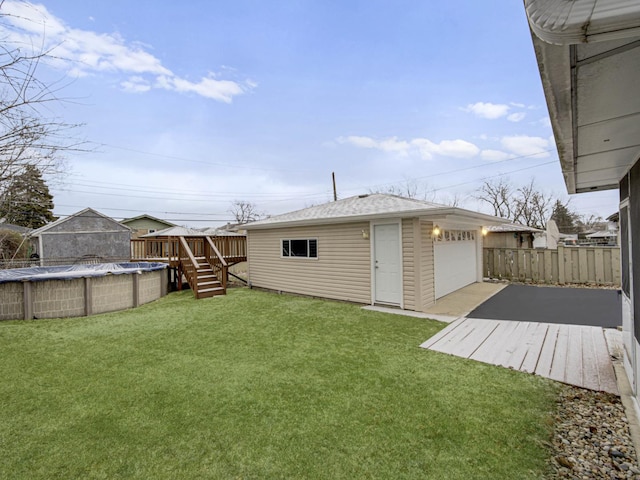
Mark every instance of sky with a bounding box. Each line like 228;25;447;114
0;1;620;227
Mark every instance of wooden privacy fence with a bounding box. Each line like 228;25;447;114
483;246;621;286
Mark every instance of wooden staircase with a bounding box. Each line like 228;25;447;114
193;256;225;299
177;236;229;299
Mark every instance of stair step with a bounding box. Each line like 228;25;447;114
198;277;220;282
197;286;225;298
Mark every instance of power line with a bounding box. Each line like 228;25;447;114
92;142;316;174
52;149;558;204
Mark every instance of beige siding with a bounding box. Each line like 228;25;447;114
420;220;435;309
247;222;371;303
402;218;416;311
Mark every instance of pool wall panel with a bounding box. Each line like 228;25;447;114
0;265;168;321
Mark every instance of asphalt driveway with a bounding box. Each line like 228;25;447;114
467;284;622;328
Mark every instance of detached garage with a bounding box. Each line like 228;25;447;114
244;194;502;313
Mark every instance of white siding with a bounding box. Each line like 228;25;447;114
247;223;371;303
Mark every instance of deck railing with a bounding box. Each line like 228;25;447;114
131;235;246;265
178;237;199;296
204;237;228;292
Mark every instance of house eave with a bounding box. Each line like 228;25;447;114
526;0;640;194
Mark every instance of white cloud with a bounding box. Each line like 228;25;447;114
480;149;512;162
0;1;253;102
121;76;151;93
161;75;249;103
464;102;510;119
412;138;479;159
337;136;410;156
338;135;479;160
501;135;551;158
507;112;526;122
338;135;378;149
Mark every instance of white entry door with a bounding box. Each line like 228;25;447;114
373;223;401;305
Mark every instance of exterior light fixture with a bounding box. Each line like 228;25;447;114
433;225;441;236
362;229;369;239
481;227;488;236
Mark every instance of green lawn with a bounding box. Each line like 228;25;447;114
0;288;557;479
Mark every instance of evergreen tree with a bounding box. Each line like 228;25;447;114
550;200;579;234
0;165;56;228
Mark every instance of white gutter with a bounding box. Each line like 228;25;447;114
525;0;640;45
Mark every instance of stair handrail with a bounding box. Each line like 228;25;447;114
178;236;200;297
205;236;228;292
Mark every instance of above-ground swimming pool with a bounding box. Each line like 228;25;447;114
0;262;169;321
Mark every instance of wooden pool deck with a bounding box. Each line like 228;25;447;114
420;317;620;394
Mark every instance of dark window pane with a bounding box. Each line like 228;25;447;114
282;240;290;256
290;239;308;257
630;161;640;342
621;173;629;201
308;239;317;258
621;206;629;296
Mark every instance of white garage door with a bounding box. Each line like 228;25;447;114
434;229;477;299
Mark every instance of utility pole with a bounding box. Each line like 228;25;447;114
332;172;337;201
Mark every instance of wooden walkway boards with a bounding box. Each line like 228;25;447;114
420;318;619;394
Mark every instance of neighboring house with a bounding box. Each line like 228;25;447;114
120;214;176;239
524;2;640;407
29;208;131;265
142;226;207;237
483;223;542;249
0;222;34;262
0;222;32;236
243;193;502;312
202;222;248;235
585;230;618;246
201;225;246;237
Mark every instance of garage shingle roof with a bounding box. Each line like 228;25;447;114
245;194;504;229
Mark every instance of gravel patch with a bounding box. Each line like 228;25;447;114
548;385;640;479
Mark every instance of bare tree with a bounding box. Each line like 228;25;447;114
369;178;465;207
369;178;424;199
476;179;559;228
0;2;83;219
475;178;514;219
229;200;264;224
577;214;606;232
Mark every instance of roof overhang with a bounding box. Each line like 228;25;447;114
525;0;640;194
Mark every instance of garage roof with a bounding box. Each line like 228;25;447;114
244;194;504;230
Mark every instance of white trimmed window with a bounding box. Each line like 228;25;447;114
433;229;476;243
282;239;318;258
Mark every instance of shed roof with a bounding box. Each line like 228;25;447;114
30;208;130;236
244;194;504;230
